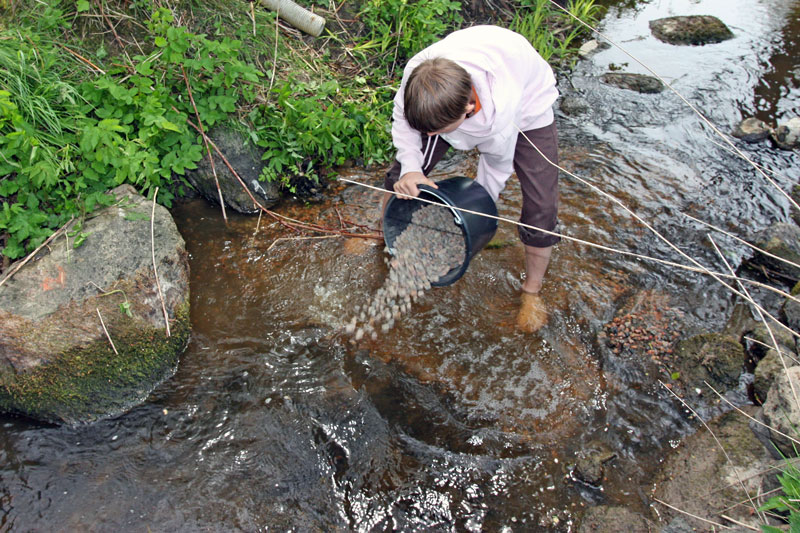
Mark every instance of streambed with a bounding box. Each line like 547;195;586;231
1;0;799;530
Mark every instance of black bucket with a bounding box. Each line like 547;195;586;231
383;176;498;286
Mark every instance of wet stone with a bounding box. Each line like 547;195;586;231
346;204;464;339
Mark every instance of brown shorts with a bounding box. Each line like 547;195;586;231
384;122;560;248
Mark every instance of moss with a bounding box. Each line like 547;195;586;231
0;302;190;424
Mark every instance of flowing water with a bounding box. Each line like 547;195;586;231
2;0;800;530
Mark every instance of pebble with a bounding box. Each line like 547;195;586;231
345;203;464;340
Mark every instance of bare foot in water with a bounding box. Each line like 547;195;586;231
516;291;548;332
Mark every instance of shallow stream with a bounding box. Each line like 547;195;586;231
2;0;800;530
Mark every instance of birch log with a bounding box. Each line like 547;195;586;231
259;0;326;37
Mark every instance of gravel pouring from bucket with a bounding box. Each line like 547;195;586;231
383;176;498;286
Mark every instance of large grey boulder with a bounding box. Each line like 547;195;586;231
732;117;772;143
186;126;281;214
649;15;734;46
0;185;190;424
772;117;800;150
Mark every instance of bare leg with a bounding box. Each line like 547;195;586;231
517;245;552;332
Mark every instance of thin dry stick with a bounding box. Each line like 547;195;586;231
267;235;341;251
182;65;227;223
59;44;106;74
652;497;733;530
659;380;765;524
0;217;74;289
718;514;759;531
745;336;800;367
269;7;280;95
250;0;256;36
99;0;133;65
96;308;118;355
709;235;800;415
151;187;171;337
719;486;782;515
545;0;800;215
706;381;800;447
685;212;800;278
705;136;788;181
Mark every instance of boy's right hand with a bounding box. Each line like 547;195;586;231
394;172;438;198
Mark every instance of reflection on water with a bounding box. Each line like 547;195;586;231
2;0;800;530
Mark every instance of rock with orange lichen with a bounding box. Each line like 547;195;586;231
0;185;190;424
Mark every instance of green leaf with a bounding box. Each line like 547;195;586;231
154;36;167;47
73;232;89;248
76;0;90;12
670;372;680;380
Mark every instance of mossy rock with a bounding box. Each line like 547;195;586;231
674;332;745;392
0;304;190;424
0;185;191;424
649;15;734;46
600;72;664;94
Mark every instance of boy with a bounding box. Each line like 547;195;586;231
383;25;560;332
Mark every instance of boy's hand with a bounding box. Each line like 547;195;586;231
395;172;438;198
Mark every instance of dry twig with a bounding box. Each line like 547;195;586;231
96;308;118;355
182;66;227;223
151;187;171;337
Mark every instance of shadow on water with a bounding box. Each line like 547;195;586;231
2;0;800;530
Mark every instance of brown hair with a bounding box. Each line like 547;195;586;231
403;57;472;134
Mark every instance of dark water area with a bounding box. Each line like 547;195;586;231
2;0;800;531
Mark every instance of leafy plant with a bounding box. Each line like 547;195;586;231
760;460;800;532
251;78;392;191
358;0;464;73
0;5;262;259
510;0;603;67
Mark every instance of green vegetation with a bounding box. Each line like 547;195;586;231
510;0;602;65
0;0;600;263
760;459;800;532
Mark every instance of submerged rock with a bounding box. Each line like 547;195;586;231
747;222;800;281
649;15;734;46
673;332;745;396
572;440;617;486
600;72;665;94
186;125;281;214
0;185;190;424
652;407;775;531
732;117;772;143
578;505;651;533
559;94;590;116
771;117;800;150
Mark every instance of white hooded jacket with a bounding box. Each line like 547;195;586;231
391;25;558;200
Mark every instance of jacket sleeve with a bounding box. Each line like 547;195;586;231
390;86;424;178
474;134;516;200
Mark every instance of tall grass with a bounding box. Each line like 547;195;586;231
510;0;603;67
